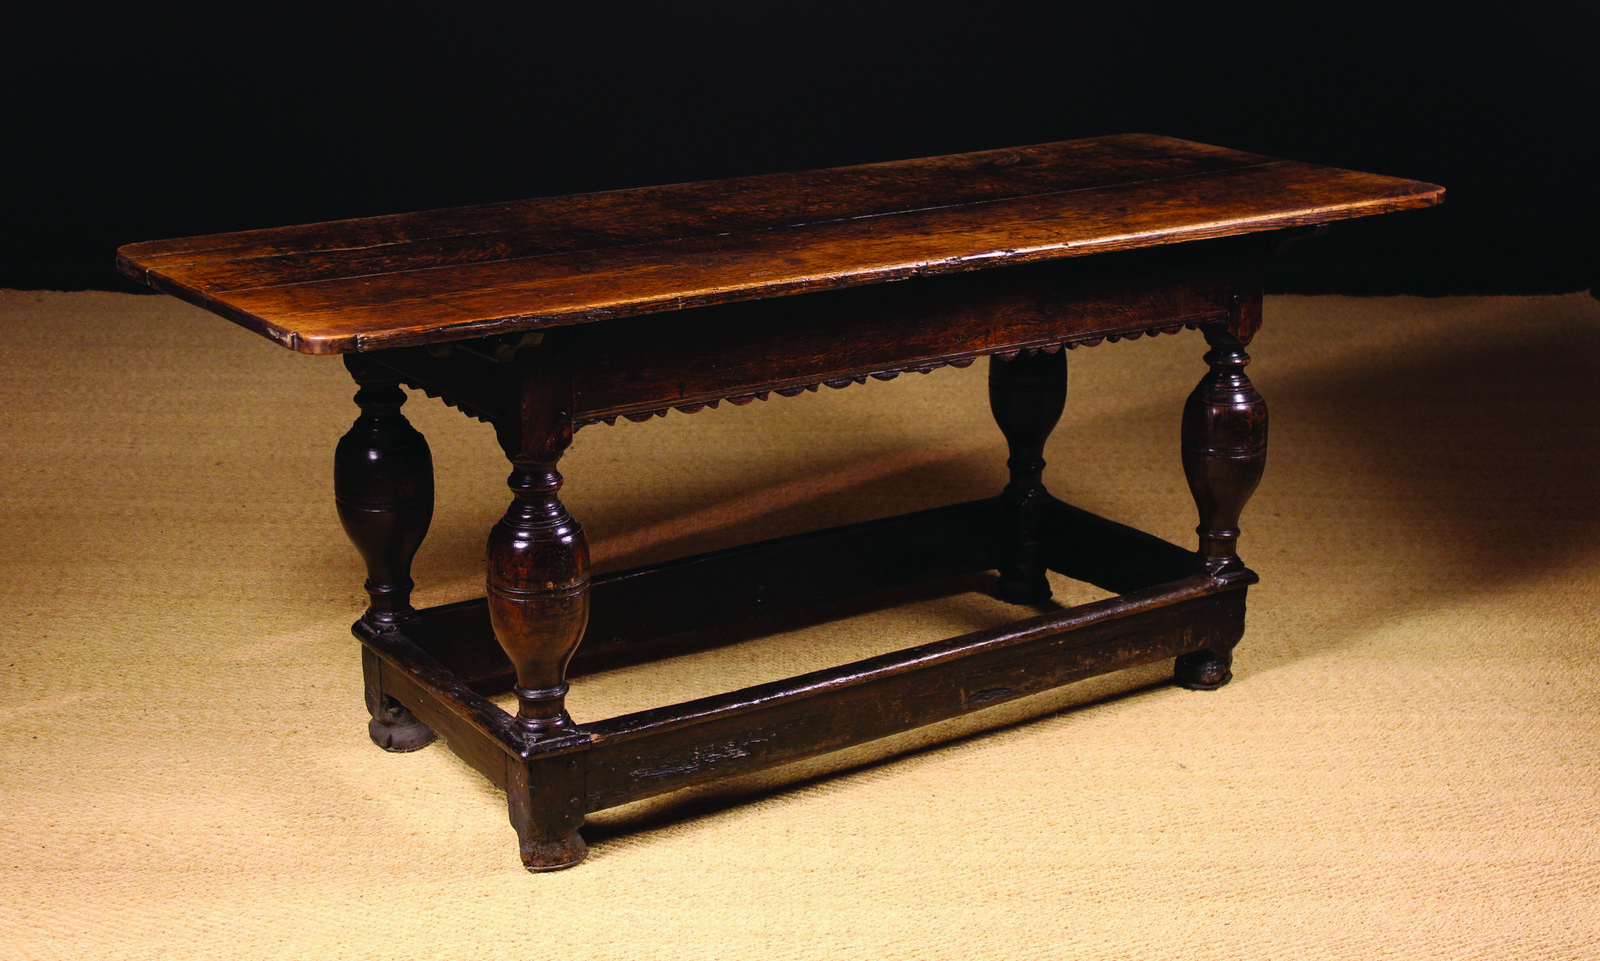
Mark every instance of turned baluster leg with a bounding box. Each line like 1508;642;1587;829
489;344;590;870
1176;323;1268;689
334;354;437;750
489;461;589;742
989;349;1068;603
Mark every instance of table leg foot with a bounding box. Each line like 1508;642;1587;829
1174;648;1234;690
362;649;437;751
996;561;1053;605
366;696;437;752
519;832;589;872
508;754;589;870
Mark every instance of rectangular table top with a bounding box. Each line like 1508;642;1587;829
116;134;1441;355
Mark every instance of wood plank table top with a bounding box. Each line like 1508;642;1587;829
116;133;1441;354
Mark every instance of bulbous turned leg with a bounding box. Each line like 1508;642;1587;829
487;462;590;741
1176;324;1268;690
488;461;591;870
335;355;435;625
335;354;437;749
989;349;1068;603
1181;326;1268;577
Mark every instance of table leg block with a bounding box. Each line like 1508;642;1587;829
356;625;527;789
361;645;436;752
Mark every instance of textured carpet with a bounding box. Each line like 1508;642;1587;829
2;290;1597;959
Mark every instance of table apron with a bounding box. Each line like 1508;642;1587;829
367;247;1258;431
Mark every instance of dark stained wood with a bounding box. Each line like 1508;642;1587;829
506;751;590;871
575;500;1002;675
334;356;439;751
362;645;436;754
1174;318;1269;690
334;355;435;626
1182;324;1270;580
116;134;1442;354
406;499;1003;694
1041;499;1208;596
363;557;1244;817
579;579;1246;810
397;493;1204;697
122;136;1442;871
355;623;532;787
486;343;591;753
371;243;1248;430
989;349;1069;603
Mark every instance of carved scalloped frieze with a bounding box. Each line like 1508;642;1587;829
572;318;1203;430
401;380;498;425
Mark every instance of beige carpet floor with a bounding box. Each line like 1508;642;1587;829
2;289;1597;959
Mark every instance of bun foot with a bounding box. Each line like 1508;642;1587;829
996;574;1053;605
1174;649;1234;690
367;697;437;752
520;831;588;872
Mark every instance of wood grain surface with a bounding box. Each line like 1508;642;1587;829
116;134;1442;354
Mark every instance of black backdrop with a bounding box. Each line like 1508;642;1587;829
7;2;1596;294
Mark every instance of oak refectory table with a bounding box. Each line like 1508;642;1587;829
117;134;1442;871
